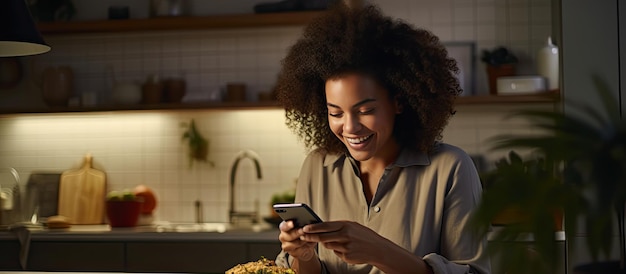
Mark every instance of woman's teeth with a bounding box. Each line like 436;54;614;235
346;135;372;144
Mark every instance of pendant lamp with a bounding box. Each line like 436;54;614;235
0;0;51;57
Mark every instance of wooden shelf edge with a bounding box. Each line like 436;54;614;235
0;101;283;115
37;11;325;34
0;93;559;115
456;92;560;105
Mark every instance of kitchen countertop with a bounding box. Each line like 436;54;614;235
0;223;281;242
0;223;566;242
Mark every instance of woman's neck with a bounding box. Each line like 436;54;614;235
358;142;401;174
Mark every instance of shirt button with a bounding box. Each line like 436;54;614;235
374;206;381;213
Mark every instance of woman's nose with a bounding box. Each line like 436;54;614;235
343;114;361;133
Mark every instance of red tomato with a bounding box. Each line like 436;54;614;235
133;184;157;214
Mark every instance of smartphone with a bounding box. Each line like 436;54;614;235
272;203;323;228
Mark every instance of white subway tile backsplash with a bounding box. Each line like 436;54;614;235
431;6;453;24
475;24;496;44
218;36;238;52
508;5;530;24
453;25;476;41
509;25;531;43
431;25;454;41
508;0;530;6
453;5;476;23
218;72;239;85
530;4;552;24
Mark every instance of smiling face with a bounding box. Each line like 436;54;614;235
325;73;401;164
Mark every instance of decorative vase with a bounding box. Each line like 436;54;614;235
537;36;559;91
42;66;73;106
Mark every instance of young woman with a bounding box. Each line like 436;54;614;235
274;3;490;274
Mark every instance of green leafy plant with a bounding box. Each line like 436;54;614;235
271;191;295;205
181;119;214;168
476;151;574;273
478;151;565;228
481;46;518;66
472;75;626;274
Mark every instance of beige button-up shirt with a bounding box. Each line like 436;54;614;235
277;143;490;274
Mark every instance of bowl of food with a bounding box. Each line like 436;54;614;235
226;258;295;274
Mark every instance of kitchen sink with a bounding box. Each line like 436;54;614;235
152;222;273;233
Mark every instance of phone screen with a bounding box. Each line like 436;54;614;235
272;203;323;228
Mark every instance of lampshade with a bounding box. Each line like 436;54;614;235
0;0;51;57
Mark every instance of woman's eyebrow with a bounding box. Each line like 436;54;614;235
326;98;377;109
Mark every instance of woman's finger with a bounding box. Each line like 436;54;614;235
279;220;294;232
300;228;346;243
302;221;343;234
279;228;304;243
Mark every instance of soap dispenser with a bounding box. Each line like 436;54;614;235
537;36;559;91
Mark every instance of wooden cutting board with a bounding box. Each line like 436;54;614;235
57;154;106;224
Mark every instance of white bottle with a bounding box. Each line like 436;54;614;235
537;36;559;91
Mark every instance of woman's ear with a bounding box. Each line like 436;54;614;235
394;96;403;114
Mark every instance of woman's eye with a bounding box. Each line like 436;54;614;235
329;112;343;117
359;108;374;115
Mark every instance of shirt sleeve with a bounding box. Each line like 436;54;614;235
423;253;473;274
426;148;490;274
275;251;330;274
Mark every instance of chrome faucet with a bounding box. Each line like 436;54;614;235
229;150;262;224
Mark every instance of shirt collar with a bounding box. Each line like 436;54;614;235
322;147;431;167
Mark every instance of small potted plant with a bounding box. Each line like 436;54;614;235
270;190;295;218
478;151;563;230
105;190;143;227
481;46;518;95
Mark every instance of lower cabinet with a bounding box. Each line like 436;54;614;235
127;242;246;273
0;239;282;273
0;240;21;270
248;242;283;262
28;242;125;271
126;242;282;273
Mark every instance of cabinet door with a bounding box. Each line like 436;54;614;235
247;242;282;262
27;241;125;271
0;240;21;270
126;242;247;273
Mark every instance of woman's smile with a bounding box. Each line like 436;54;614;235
345;134;373;144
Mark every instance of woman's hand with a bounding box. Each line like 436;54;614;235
278;220;318;261
300;221;433;273
299;221;384;265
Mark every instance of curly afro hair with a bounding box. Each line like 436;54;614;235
276;3;461;154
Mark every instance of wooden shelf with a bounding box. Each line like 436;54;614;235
0;93;560;115
456;92;560;105
30;12;560;114
0;101;283;115
37;11;326;34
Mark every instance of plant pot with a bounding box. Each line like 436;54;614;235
492;207;563;231
142;81;163;104
486;64;516;95
106;200;142;227
165;78;186;103
42;66;74;106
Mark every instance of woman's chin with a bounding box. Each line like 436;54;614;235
346;148;374;162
